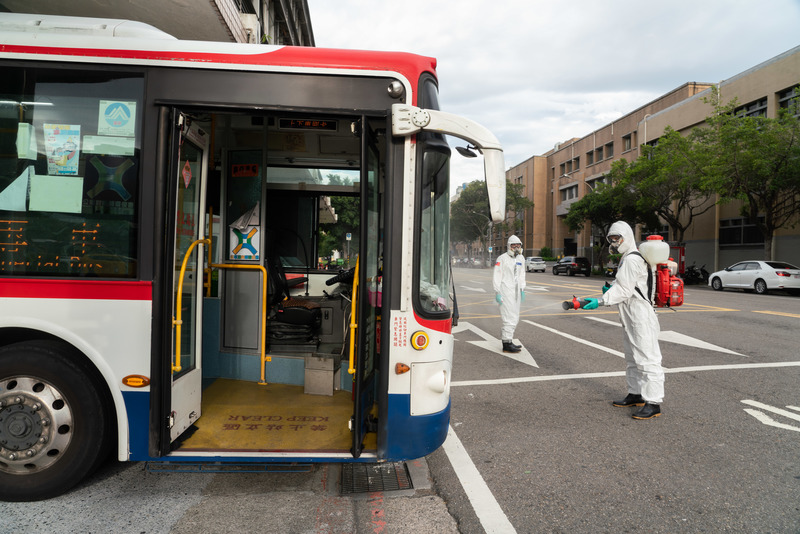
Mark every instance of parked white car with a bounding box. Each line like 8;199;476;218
525;256;546;272
708;260;800;295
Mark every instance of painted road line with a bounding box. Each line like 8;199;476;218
585;316;745;356
753;310;800;319
443;425;517;534
523;319;624;358
742;409;800;432
452;361;800;387
741;400;800;422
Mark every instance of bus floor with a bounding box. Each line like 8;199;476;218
174;378;376;454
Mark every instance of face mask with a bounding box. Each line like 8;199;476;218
509;244;521;256
607;236;622;254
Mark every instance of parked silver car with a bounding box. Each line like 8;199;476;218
708;260;800;295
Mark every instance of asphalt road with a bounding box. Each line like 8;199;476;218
2;266;798;533
428;266;800;533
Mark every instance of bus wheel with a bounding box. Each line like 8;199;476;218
0;340;112;501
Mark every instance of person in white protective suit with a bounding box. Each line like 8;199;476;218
580;221;665;420
493;235;526;353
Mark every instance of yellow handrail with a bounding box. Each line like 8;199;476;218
348;257;360;375
173;238;210;373
209;262;270;384
173;232;270;383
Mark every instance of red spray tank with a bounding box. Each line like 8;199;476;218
639;235;684;307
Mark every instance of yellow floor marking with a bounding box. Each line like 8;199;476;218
178;379;375;453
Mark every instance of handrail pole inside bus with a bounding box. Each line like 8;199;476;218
348;256;359;375
209;262;270;384
173;238;209;373
205;207;213;298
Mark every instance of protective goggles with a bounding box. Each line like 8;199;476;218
509;243;522;250
606;235;622;245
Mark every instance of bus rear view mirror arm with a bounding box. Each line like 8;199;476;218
391;103;506;223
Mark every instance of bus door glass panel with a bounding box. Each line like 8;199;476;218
222;150;262;351
352;122;381;457
170;117;208;442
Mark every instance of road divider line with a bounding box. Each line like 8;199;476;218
443;425;517;534
452;361;800;387
523;319;624;358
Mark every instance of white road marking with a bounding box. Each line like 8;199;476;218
452;361;800;387
742;410;800;432
459;285;486;293
453;321;538;368
741;400;800;422
585;316;745;356
443;425;517;534
523;286;549;292
523;320;624;358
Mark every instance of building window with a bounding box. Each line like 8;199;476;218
622;134;632;152
586;151;594;165
734;97;767;117
594;147;603;161
572;156;580;171
778;86;799;117
604;142;614;159
719;217;765;246
560;184;578;202
559;163;566;176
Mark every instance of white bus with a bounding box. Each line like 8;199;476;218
0;13;505;501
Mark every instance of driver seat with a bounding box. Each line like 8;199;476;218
265;253;321;342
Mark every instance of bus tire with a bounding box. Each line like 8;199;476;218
0;340;113;501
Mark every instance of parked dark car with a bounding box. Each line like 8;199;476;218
553;256;591;277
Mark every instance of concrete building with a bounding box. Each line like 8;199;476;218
0;0;314;46
502;45;800;272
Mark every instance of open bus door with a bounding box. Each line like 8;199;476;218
351;120;382;457
168;112;209;443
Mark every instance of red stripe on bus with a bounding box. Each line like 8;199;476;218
0;279;152;300
413;311;452;335
0;44;436;95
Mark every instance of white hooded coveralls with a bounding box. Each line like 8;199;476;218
599;221;665;404
493;237;526;342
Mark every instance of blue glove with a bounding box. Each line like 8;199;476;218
520;290;526;302
496;293;502;304
581;297;599;310
602;282;612;294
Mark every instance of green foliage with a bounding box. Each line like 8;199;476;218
318;173;360;258
539;246;552;258
700;87;800;259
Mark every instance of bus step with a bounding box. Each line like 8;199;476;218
340;462;412;494
145;461;313;473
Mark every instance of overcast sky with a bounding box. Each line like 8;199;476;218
307;0;800;195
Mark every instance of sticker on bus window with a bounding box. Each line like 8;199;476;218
44;124;81;176
230;225;260;260
98;100;136;137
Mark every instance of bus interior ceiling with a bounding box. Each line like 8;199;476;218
179;109;383;453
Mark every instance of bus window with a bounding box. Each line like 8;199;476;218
416;140;451;313
0;67;143;278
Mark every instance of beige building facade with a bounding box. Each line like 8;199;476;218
502;45;800;272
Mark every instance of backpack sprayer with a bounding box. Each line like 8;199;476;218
561;236;684;310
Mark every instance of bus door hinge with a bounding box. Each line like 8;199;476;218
167;411;176;429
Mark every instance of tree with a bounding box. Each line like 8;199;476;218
495;180;534;237
701;88;800;259
319;173;359;262
450;180;491;261
619;127;716;244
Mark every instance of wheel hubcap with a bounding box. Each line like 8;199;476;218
0;377;72;473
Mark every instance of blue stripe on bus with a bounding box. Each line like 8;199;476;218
122;390;150;460
384;394;450;460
